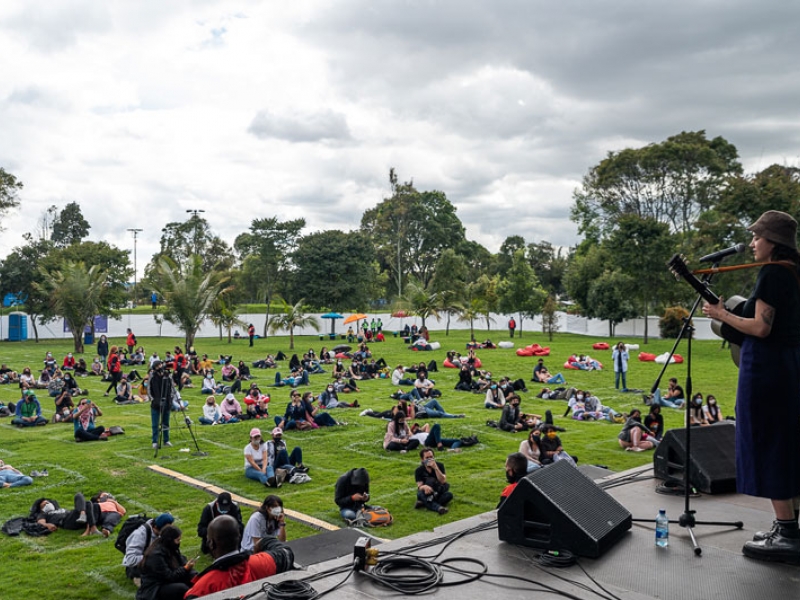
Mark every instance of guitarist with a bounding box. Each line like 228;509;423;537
702;210;800;565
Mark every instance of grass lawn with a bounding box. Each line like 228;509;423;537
0;329;740;600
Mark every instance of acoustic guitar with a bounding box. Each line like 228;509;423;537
667;254;744;366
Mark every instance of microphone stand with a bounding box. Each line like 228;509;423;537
634;261;742;556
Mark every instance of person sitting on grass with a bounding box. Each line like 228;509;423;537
243;386;270;420
644;404;664;440
12;390;47;427
186;514;294;599
319;384;359;409
409;422;471;451
123;513;175;583
197;492;244;555
617;408;657;452
687;393;710;427
275;391;316;431
484;382;505;409
498;395;526;432
219;393;242;423
199;396;224;425
73;398;110;441
0;460;33;488
19;367;36;390
704;394;725;424
414;448;453;515
383;412;421;453
241;495;288;552
137;524;197;600
538;424;577;465
114;374;135;404
32;493;101;536
518;429;543;473
499;452;529;508
335;468;370;523
53;384;76;423
300;391;340;427
644;377;685;408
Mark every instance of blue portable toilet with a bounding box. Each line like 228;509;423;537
8;312;28;341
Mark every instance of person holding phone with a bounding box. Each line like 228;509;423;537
241;495;286;551
137;524;197;600
414;448;452;515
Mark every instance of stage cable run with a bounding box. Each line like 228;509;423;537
223;519;622;600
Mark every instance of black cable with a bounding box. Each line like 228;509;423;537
361;555;443;594
538;549;577;568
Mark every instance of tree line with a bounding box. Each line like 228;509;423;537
2;130;799;350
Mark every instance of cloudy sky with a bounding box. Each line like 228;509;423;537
2;1;799;276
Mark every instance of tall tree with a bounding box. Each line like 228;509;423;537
292;230;378;312
430;249;468;335
149;215;232;274
0;167;23;230
497;249;547;337
150;255;234;349
268;298;319;350
527;241;568;296
496;235;526;277
235;216;305;335
51;202;90;247
396;279;440;329
361;169;466;294
586;271;638;337
35;261;114;353
572;131;742;239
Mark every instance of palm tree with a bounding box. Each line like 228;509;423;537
436;289;464;336
457;297;484;341
150;255;234;349
209;299;247;343
397;279;440;328
268;298;319;349
36;261;111;353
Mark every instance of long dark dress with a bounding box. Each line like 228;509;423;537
736;264;800;498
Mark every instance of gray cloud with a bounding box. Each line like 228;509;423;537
248;109;352;143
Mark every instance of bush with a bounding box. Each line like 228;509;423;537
659;306;691;339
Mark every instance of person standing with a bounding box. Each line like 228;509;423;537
151;291;158;310
96;334;109;367
248;323;255;347
612;342;629;392
126;328;137;356
508;317;516;338
148;361;173;449
702;210;800;565
104;346;122;397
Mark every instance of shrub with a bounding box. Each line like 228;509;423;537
659;306;691;339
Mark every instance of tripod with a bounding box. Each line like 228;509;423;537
634;258;743;555
154;372;206;458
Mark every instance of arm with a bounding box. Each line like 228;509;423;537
703;297;774;339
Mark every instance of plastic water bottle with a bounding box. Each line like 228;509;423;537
655;509;669;547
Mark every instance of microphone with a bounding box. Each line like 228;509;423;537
699;243;746;263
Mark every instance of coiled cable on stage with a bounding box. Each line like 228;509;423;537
538;549;577;568
361;555;443;594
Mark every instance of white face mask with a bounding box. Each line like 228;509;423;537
269;507;283;518
577;394;584;401
42;502;56;514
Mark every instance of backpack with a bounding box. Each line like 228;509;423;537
114;514;150;554
352;506;393;528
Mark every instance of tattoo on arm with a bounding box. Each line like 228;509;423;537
762;306;775;327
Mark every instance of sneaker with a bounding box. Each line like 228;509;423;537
360;409;371;416
152;443;158;449
414;500;425;509
164;442;173;447
437;507;449;515
295;465;309;474
447;447;462;453
642;394;652;405
30;470;41;477
267;476;277;488
76;512;87;524
353;400;360;408
400;449;407;454
41;469;48;477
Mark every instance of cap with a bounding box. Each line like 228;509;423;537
250;427;262;438
272;427;283;436
216;492;233;511
747;210;798;251
154;513;174;529
24;390;36;397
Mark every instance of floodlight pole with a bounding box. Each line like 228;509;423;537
127;228;143;307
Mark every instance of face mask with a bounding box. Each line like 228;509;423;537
506;471;517;484
42;502;55;514
694;398;702;405
490;385;497;390
577;394;584;401
327;387;334;393
708;399;716;405
269;507;283;518
547;432;557;439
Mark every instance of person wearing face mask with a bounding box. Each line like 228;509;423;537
644;404;664;440
384;413;421;453
484;381;506;409
265;427;308;479
220;393;242;423
618;408;656;452
275;391;316;431
33;493;100;536
241;495;287;550
61;352;76;371
319;384;359;408
123;513;175;583
498;452;529;508
703;394;724;424
414;371;440;399
335;468;371;522
566;390;588;420
185;514;294;599
687;393;710;427
414;448;453;514
538;424;577;465
197;492;244;554
137;524;196;600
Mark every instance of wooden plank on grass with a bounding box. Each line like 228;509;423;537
147;464;339;532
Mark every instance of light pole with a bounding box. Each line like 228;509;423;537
127;228;143;307
186;209;206;256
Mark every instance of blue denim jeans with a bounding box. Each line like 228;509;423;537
0;471;33;487
419;399;458;418
424;423;461;448
653;389;684;408
151;407;169;443
245;463;272;484
614;371;627;390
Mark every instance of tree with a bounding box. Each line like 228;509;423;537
396;280;439;329
0;237;53;341
586;271;638;337
267;298;319;350
209;299;247;343
527;241;568;296
150;255;234;349
235;216;305;334
457;297;484;341
564;245;611;314
541;296;560;341
34;261;113;353
430;249;468;335
496;235;526;277
572;131;742;239
361;169;466;294
497;250;547;337
149;215;232;274
292;230;378;312
43;241;132;303
51;202;90;247
0;167;23;230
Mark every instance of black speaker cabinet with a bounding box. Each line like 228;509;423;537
653;423;736;494
497;460;632;558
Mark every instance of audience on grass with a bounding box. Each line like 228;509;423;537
241;495;287;550
136;524;197;600
335;468;370;522
538;424;577;465
91;491;127;537
33;493;100;536
0;460;33;488
197;492;244;554
644;404;664;440
384;412;421;453
73;399;110;441
704;394;724;424
12;391;47;427
123;513;175;582
414;448;453;514
618;408;658;452
688;393;710;426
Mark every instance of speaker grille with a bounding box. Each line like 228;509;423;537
653;423;736;494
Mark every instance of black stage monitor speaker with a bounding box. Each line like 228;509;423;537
653;423;736;495
497;460;632;558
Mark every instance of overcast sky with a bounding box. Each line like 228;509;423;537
2;1;800;277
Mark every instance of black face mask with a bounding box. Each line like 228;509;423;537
506;471;518;484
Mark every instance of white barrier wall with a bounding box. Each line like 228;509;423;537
0;310;720;342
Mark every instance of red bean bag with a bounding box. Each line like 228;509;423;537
638;352;656;362
592;342;610;350
673;354;684;363
516;344;550;357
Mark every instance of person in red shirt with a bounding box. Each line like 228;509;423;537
126;329;137;355
62;353;76;371
248;324;255;347
184;515;294;599
104;346;122;397
498;452;528;508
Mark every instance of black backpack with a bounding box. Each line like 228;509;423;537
114;514;150;554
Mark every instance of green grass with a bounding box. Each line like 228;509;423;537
0;330;740;600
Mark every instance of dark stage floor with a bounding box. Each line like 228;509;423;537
200;465;800;600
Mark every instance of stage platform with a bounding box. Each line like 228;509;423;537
201;465;800;600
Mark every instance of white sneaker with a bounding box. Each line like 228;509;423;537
152;443;158;449
360;409;371;416
164;442;173;448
